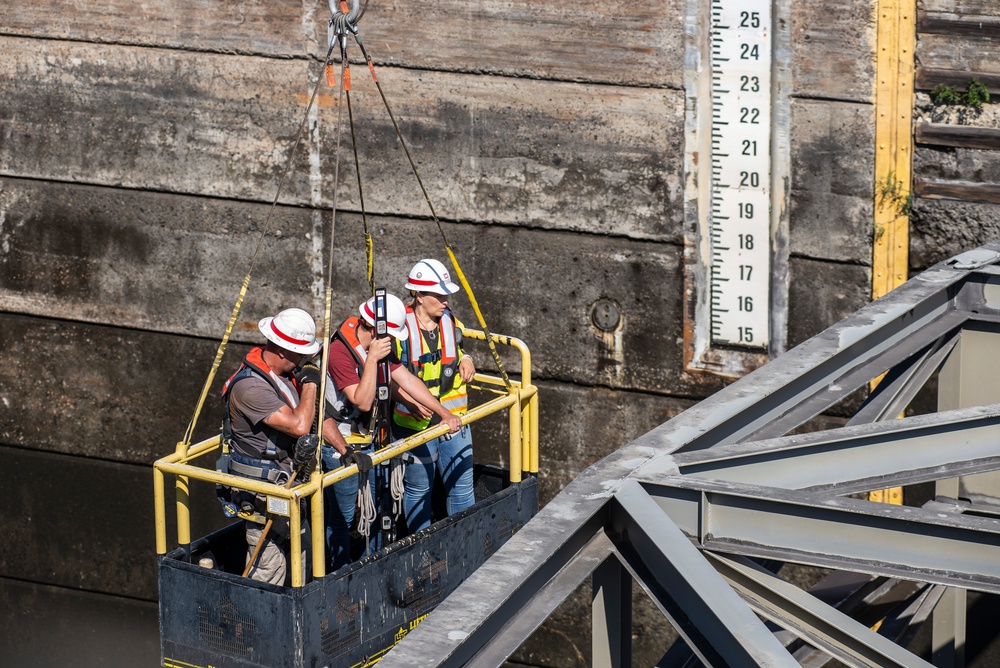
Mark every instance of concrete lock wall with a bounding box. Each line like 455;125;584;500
1;1;998;666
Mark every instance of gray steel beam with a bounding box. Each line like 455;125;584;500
467;530;615;668
610;480;800;667
593;550;631;668
875;584;946;655
378;448;651;668
380;248;1000;667
664;403;1000;493
932;588;967;668
847;330;959;426
376;503;610;668
646;478;1000;593
743;310;967;442
629;257;984;459
706;553;933;668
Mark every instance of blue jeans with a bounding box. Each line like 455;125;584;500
397;424;474;533
321;444;378;571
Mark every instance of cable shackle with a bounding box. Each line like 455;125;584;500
328;0;365;50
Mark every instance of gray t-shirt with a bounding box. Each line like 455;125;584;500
229;372;299;468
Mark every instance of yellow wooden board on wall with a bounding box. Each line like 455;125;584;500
870;0;915;505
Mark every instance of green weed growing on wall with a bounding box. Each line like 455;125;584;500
930;79;991;109
965;78;991;109
876;171;913;219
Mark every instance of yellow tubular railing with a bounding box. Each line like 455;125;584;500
153;330;536;586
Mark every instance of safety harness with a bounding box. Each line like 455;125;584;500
394;307;468;430
325;317;370;429
220;347;300;484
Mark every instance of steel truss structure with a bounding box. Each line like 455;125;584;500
379;245;1000;668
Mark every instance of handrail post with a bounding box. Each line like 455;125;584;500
175;474;191;560
289;494;303;588
509;389;523;483
506;335;536;475
154;465;167;555
529;390;539;474
172;439;193;559
312;468;327;579
521;393;531;476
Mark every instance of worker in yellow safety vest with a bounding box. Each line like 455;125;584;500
393;259;477;532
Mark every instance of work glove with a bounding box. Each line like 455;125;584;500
341;445;373;475
293;362;322;386
292;434;320;482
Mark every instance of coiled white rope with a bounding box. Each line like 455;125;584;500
390;458;405;516
355;475;377;543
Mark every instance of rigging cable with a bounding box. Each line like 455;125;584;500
179;40;339;452
315;27;352;484
327;0;379;538
342;39;376;296
350;32;513;391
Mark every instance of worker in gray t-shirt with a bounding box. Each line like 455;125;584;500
221;307;322;585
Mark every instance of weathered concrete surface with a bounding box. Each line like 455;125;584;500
911;199;1000;270
0;178;322;340
0;444;226;599
0;313;233;460
0;0;969;664
0;178;872;408
791;0;874;103
788;258;871;349
789;99;875;263
0;179;691;393
0;0;313;56
0;0;684;87
0;578;160;668
0;38;682;240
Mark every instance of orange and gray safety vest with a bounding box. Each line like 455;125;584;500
325;317;370;430
393;307;468;430
222;346;300;463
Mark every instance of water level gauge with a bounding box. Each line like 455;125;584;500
683;0;790;376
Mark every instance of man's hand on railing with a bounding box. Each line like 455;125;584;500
341;445;373;475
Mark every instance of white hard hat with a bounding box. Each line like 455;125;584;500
359;293;409;340
404;259;460;295
258;308;322;355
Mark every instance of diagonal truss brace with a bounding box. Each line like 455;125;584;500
705;552;933;668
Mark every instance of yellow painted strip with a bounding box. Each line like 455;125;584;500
163;658;206;668
872;0;914;301
870;0;915;507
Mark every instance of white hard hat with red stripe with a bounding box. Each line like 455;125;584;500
404;259;460;295
359;293;409;340
258;308;322;355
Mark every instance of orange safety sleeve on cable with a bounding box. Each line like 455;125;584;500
326;64;336;88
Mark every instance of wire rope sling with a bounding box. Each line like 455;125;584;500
178;0;514;572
